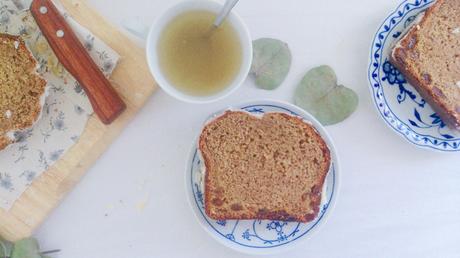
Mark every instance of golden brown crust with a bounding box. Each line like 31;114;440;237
390;0;460;130
0;137;11;150
199;111;331;223
390;53;460;129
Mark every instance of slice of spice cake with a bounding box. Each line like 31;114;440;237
199;111;330;223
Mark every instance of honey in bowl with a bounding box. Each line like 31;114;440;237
157;10;243;96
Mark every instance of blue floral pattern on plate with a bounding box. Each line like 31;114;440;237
187;101;339;255
368;0;460;152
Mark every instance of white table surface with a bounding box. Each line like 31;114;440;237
35;0;460;257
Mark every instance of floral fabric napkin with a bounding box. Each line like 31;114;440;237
0;0;119;210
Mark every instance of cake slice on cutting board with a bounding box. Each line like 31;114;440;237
0;34;47;150
390;0;460;130
199;111;331;223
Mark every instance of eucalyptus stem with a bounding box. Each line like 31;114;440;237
0;241;8;258
40;249;61;255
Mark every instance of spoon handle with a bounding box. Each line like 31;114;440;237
213;0;239;27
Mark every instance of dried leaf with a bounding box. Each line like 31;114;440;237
251;38;292;90
294;65;358;125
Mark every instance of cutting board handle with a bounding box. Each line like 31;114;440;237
30;0;126;124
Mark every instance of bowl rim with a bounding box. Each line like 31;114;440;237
146;0;253;104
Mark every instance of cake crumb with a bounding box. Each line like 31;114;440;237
136;192;151;212
136;200;148;212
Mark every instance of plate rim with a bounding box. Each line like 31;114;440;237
185;99;341;255
367;0;460;152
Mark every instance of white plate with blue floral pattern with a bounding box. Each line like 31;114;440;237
368;0;460;152
186;100;339;255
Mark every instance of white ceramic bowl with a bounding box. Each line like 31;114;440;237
146;0;253;104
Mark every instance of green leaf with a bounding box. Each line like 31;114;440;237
11;238;41;258
251;38;292;90
294;65;358;126
0;239;13;258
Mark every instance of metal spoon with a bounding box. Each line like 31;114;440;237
205;0;239;37
213;0;240;28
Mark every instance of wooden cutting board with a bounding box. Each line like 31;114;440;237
0;0;157;241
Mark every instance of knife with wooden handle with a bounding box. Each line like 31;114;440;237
30;0;126;124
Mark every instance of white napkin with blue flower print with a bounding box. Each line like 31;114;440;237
0;0;120;210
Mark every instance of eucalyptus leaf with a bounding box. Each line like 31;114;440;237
294;65;358;125
11;238;41;258
251;38;292;90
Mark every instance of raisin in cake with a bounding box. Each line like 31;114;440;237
0;34;47;150
390;0;460;130
199;111;331;223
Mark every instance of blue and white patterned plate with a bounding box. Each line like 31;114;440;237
368;0;460;152
186;100;340;255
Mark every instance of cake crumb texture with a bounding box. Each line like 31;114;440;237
199;111;331;223
0;34;46;150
